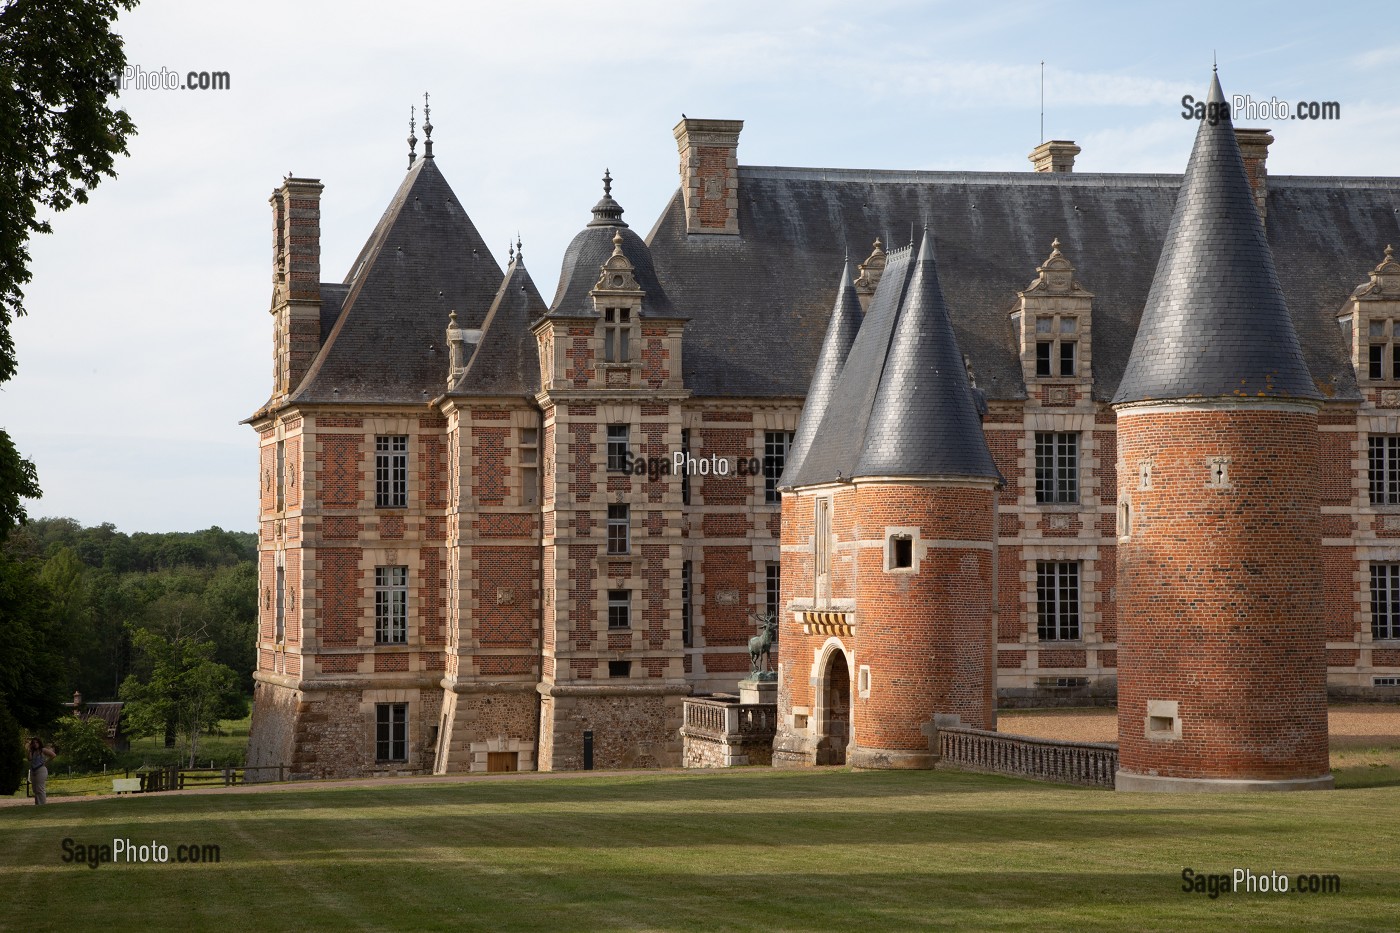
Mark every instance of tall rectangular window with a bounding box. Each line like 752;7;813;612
608;589;631;630
375;435;408;507
763;431;795;504
1036;561;1081;641
680;428;691;505
376;703;408;762
375;566;408;644
603;307;632;363
274;564;286;643
607;503;630;554
1035;432;1079;504
275;439;285;511
607;424;630;473
1371;564;1400;639
681;560;693;647
520;427;539;506
765;562;780;620
1369;435;1400;504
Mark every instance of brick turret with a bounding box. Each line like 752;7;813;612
1111;71;1331;792
775;231;1000;770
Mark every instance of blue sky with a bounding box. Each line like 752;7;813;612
6;0;1398;532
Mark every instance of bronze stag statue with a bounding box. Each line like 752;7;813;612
748;612;778;677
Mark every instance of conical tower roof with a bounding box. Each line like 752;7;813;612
779;261;862;489
783;230;1000;487
1113;71;1320;405
855;231;1000;479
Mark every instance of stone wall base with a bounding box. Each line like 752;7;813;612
435;683;539;774
537;685;688;771
1115;771;1335;793
848;744;937;770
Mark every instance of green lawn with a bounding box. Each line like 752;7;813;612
2;768;1397;932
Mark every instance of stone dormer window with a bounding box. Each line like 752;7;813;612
1340;245;1400;385
591;229;644;381
1013;239;1093;390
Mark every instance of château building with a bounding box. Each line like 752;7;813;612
246;93;1400;778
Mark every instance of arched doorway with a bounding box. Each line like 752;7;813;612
816;650;851;765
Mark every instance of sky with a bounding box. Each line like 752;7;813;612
6;0;1400;533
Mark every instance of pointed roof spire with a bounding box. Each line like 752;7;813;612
422;92;434;160
588;168;627;227
780;260;864;488
855;228;999;480
1113;69;1319;405
407;105;418;168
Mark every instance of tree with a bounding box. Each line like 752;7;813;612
0;0;138;531
120;626;246;767
0;553;64;729
0;704;24;795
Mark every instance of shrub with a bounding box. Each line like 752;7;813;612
53;715;116;772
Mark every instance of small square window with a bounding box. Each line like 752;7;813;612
1035;316;1054;334
1059;317;1078;335
608;660;631;678
1370;320;1386;338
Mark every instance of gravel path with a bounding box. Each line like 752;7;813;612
999;705;1400;746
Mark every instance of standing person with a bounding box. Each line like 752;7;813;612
28;737;55;805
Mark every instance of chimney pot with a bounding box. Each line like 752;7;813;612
1234;128;1273;222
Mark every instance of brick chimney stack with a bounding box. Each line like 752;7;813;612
269;177;324;400
1234;128;1273;221
673;118;743;235
1029;140;1080;173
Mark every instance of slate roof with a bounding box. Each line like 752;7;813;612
290;157;503;404
780;260;862;486
783;232;1000;487
449;256;545;397
645;168;1400;405
549;176;675;318
856;231;1001;480
1113;73;1321;405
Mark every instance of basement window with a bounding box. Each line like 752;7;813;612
1145;699;1181;742
608;660;631;678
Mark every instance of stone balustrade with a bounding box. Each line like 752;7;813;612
937;726;1118;788
680;695;777;768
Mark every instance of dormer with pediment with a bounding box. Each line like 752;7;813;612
536;171;686;396
1011;238;1094;407
1339;245;1400;402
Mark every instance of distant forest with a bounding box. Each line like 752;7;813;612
0;519;257;722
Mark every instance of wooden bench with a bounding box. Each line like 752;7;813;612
112;778;142;795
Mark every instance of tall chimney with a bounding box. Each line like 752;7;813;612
673;118;743;235
269;177;324;400
1029;140;1080;173
1234;128;1273;221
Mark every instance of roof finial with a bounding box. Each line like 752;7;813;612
407;105;418;168
508;239;514;262
422;92;434;159
603;168;612;197
1213;50;1217;73
1386;244;1395;262
516;232;523;260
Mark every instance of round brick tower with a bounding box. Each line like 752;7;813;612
778;231;1000;770
1111;71;1331;792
